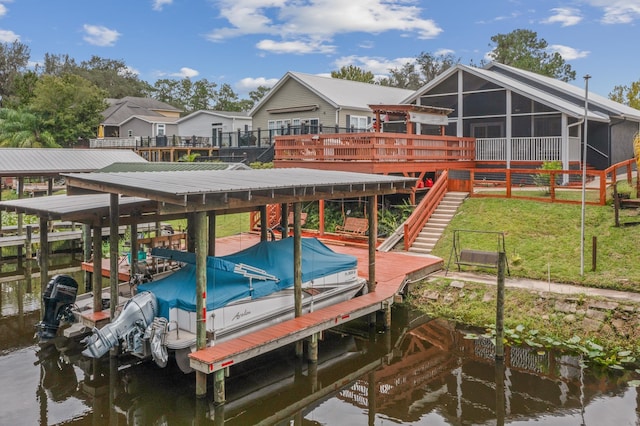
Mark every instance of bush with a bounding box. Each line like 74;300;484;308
532;160;562;194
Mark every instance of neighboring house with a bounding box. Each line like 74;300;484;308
177;110;252;147
250;72;414;137
98;96;183;139
404;62;640;170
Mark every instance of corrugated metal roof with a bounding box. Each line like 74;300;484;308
0;194;152;223
98;162;251;173
64;168;415;212
0;148;147;176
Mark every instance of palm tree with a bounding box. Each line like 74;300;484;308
0;108;60;148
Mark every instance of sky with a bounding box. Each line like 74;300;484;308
1;0;639;98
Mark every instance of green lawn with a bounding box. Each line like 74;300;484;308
430;197;640;292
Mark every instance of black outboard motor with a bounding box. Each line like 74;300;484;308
36;274;79;341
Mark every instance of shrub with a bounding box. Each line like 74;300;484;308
532;160;562;194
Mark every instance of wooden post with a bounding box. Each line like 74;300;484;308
293;202;303;358
92;225;102;312
39;217;49;300
591;236;597;272
367;195;377;292
194;211;208;397
495;251;506;360
187;213;196;252
280;203;289;239
130;221;138;280
213;369;225;405
109;194;119;322
259;206;268;241
208;213;216;256
17;176;24;236
318;200;325;236
83;224;92;292
25;225;33;295
495;358;505;426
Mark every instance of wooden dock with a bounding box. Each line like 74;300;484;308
188;233;442;375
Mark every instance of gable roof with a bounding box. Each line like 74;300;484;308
102;97;182;126
177;110;251;123
119;115;181;126
251;72;414;115
404;63;640;123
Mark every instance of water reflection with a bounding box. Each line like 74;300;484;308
1;271;639;424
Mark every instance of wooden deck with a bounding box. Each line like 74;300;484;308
188;233;442;374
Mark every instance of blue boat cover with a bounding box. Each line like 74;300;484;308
139;238;358;319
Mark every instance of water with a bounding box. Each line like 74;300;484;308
1;265;639;425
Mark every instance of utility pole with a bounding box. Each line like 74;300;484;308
580;74;591;276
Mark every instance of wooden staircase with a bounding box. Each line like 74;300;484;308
408;192;468;255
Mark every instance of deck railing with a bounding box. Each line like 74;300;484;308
403;170;448;250
476;136;574;162
275;133;475;162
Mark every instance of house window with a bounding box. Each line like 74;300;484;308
268;119;291;135
127;129;133;138
350;115;368;131
292;118;301;135
157;123;166;136
470;121;504;138
308;118;319;134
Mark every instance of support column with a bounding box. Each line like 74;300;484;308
187;213;196;252
25;225;33;295
367;195;377;293
194;211;209;398
39;217;49;301
208;213;216;256
318;200;325;236
109;194;119;322
280;203;289;239
92;225;102;312
83;224;92;292
293;202;303;358
213;369;225;405
259;206;268;241
130;221;138;280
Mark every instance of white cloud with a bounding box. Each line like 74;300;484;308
236;76;279;92
207;0;442;54
170;67;199;78
0;4;7;18
333;55;416;75
549;44;590;60
152;0;173;11
0;29;18;42
82;24;120;47
542;7;583;26
434;48;455;56
582;0;640;24
256;39;335;54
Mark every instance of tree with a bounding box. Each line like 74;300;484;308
609;81;640;110
379;52;458;89
213;83;244;111
76;56;152;98
331;65;375;84
3;70;38;108
487;29;576;82
0;108;59;148
30;74;107;146
379;63;422;89
151;77;217;112
248;85;271;106
0;41;30;102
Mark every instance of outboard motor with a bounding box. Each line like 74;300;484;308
36;275;79;341
82;291;158;359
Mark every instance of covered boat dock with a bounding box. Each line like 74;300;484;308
0;167;441;402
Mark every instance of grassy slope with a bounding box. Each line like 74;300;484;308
429;197;640;292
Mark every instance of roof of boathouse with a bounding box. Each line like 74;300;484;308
97;162;251;173
63;168;416;213
0;148;146;177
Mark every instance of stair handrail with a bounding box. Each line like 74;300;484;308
403;170;449;251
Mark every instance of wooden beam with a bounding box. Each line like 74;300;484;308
109;194;119;321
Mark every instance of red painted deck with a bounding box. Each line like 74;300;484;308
188;233;443;374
